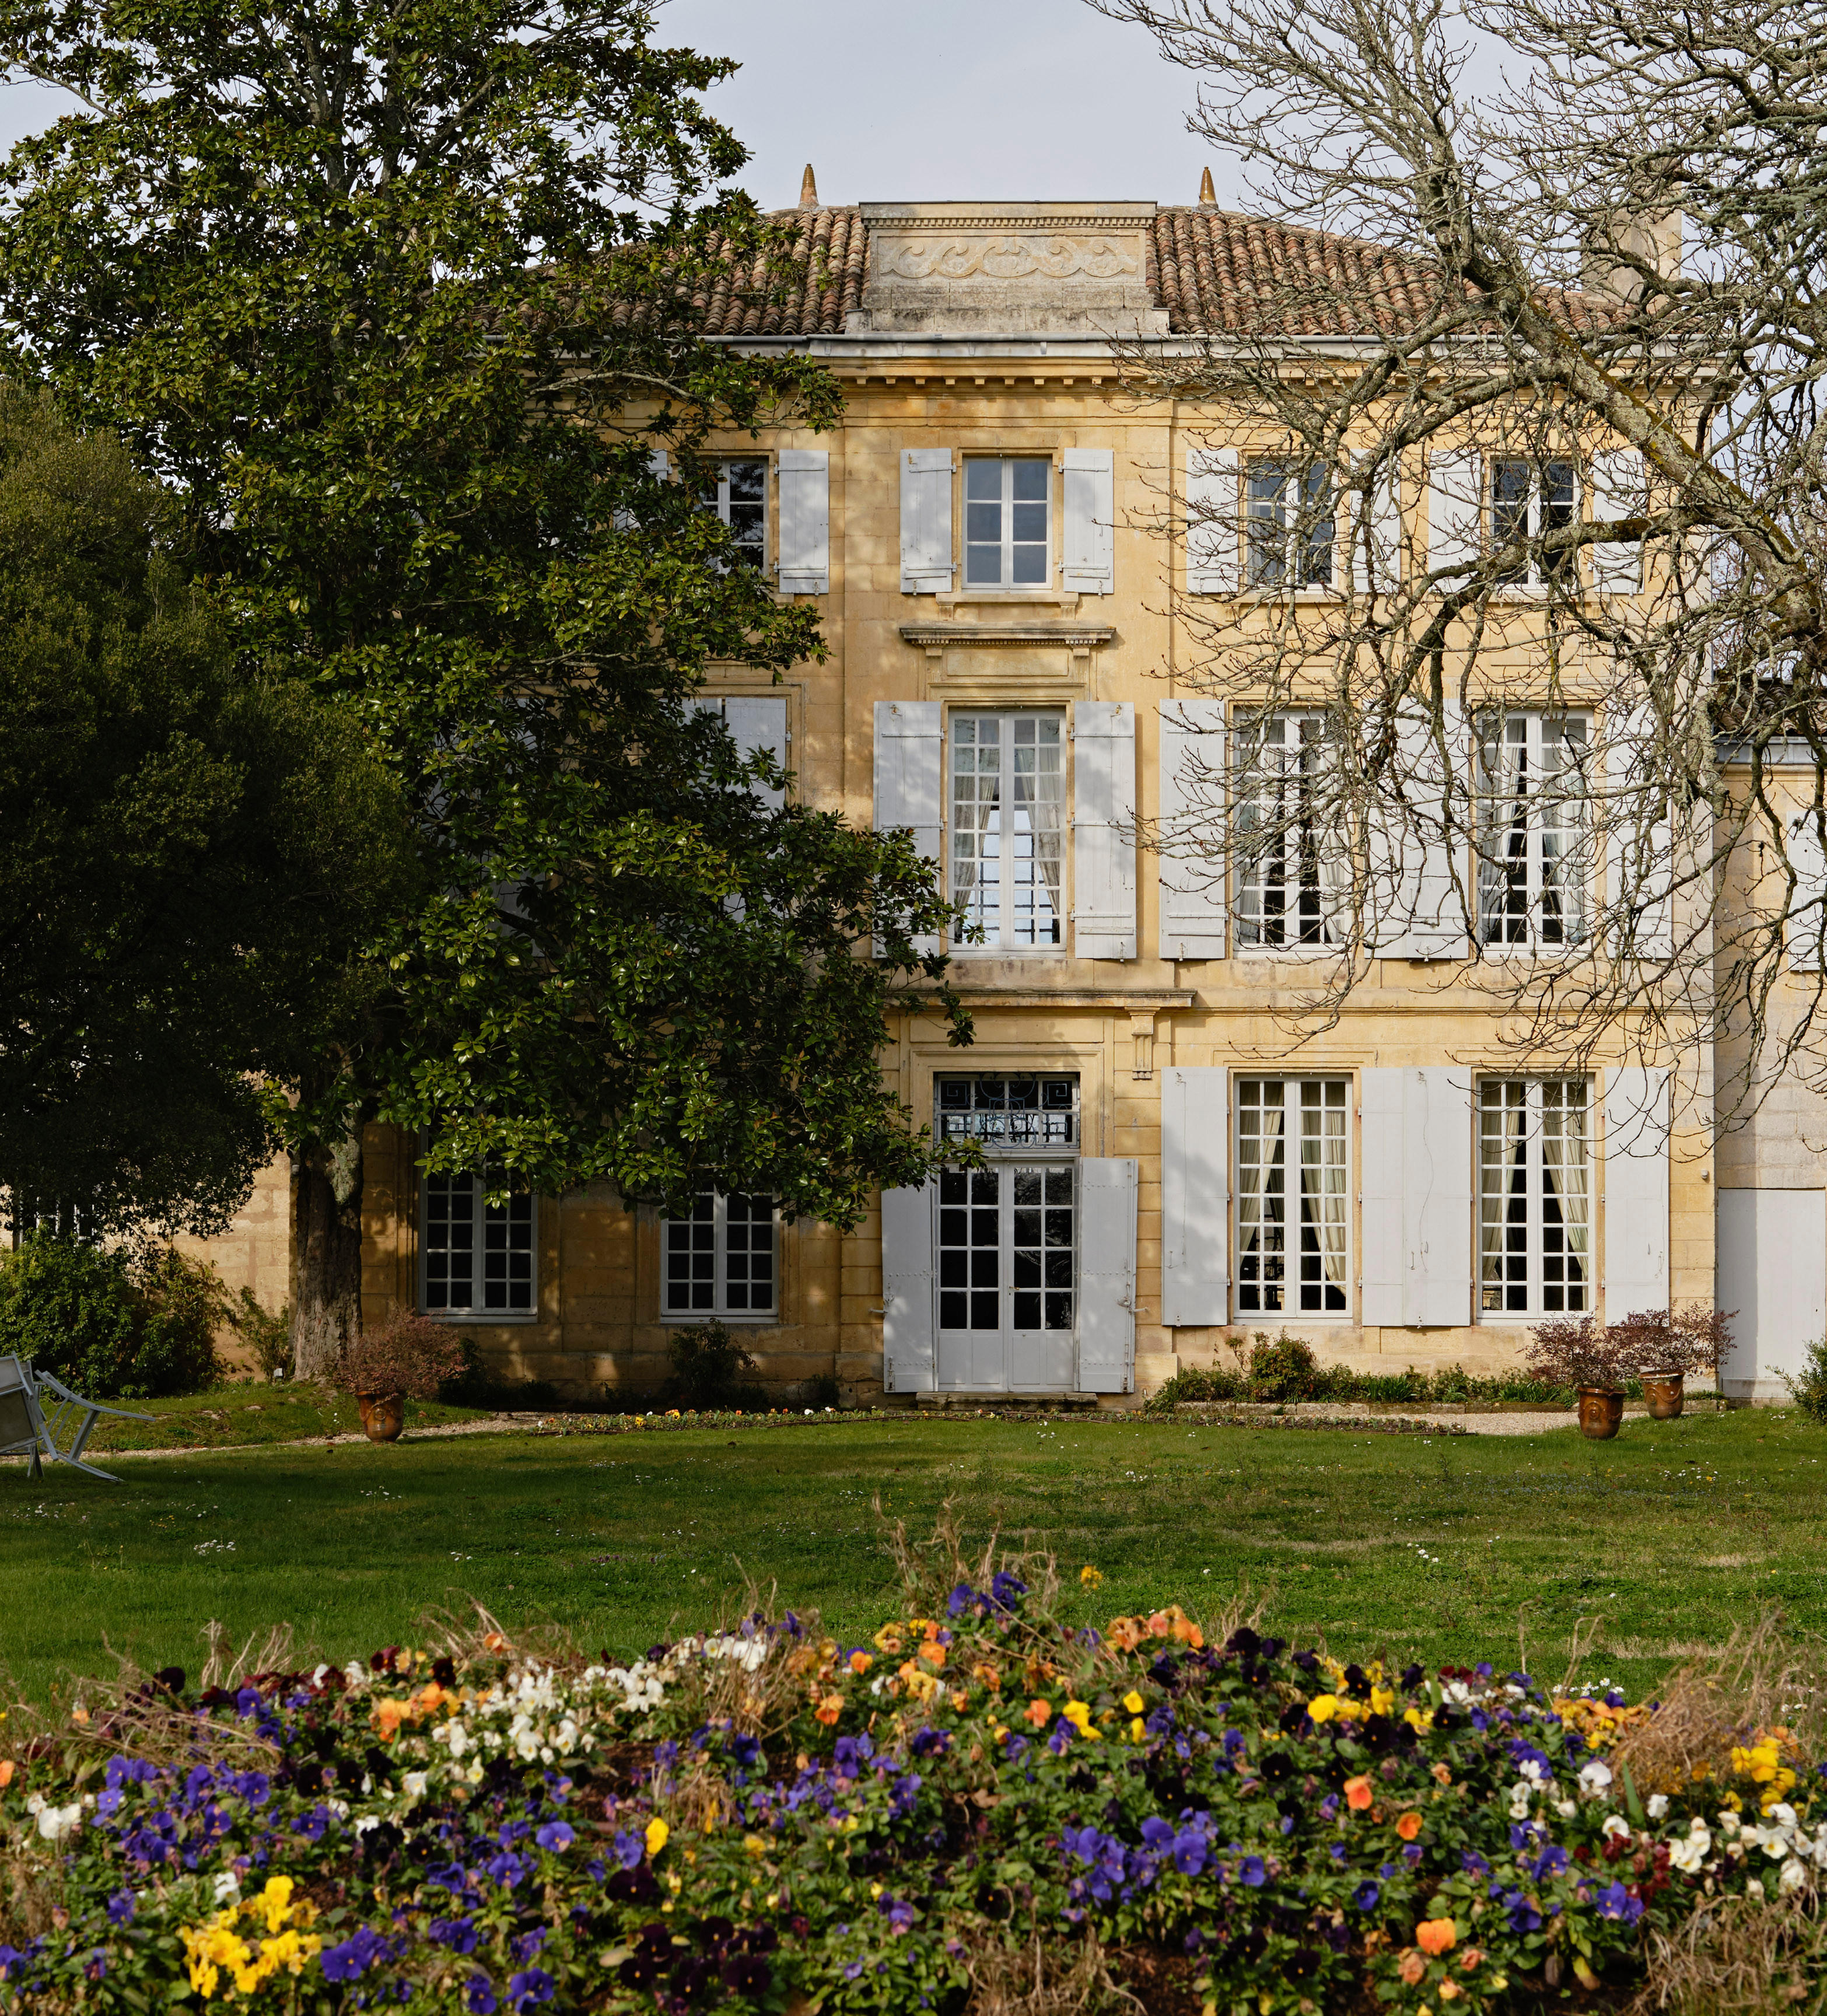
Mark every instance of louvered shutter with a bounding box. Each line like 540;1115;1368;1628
1372;701;1465;959
1605;701;1672;958
1185;445;1239;594
1360;1068;1474;1327
1351;460;1402;596
1787;806;1827;971
881;1183;936;1392
1590;450;1644;595
1077;1158;1138;1393
900;447;954;593
1158;699;1227;959
1604;1067;1670;1315
1427;450;1482;580
722;696;790;810
1073;701;1136;959
873;701;945;957
776;449;830;594
1161;1068;1230;1326
1062;447;1115;594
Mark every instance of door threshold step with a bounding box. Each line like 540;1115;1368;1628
917;1391;1107;1409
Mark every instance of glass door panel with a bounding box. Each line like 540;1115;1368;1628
937;1162;1076;1390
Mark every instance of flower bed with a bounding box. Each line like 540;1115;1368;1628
3;1555;1824;2015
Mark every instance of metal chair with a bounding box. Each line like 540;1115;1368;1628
0;1354;152;1481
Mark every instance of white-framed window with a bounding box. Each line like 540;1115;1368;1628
1478;1078;1590;1316
936;1073;1079;1146
704;458;768;570
1235;711;1340;949
662;1192;778;1320
950;710;1065;952
1490;457;1575;587
964;457;1051;588
1236;1078;1350;1315
421;1150;536;1317
1245;459;1334;589
1476;711;1592;947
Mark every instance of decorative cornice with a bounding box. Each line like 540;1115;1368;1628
898;622;1115;650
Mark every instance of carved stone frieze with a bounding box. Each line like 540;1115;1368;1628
873;234;1142;284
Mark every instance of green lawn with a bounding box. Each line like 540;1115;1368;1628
70;1383;498;1452
5;1408;1824;1707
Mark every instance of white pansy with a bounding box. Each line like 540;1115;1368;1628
1556;1799;1579;1819
1779;1858;1808;1894
1647;1794;1669;1819
212;1872;242;1904
1748;1877;1766;1900
1578;1760;1613;1796
1518;1759;1549;1786
1668;1833;1709;1874
1769;1803;1798;1829
1601;1816;1631;1841
401;1772;429;1801
33;1800;82;1843
353;1815;380;1838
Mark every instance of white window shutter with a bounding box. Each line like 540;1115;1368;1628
1158;699;1227;959
1361;1068;1474;1327
1062;447;1115;594
900;447;953;593
1372;700;1465;959
873;701;946;957
649;447;669;480
1787;806;1827;971
881;1183;936;1392
722;695;790;810
1604;1066;1670;1315
1427;450;1482;580
1605;700;1672;959
1185;446;1238;594
1161;1067;1229;1325
1077;1157;1137;1392
1590;450;1643;595
1072;701;1136;958
776;449;830;594
1351;460;1402;596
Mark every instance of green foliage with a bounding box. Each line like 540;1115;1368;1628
1786;1338;1827;1423
226;1289;292;1381
0;1233;223;1397
438;1340;563;1412
0;388;421;1237
0;0;970;1241
1145;1342;1602;1413
660;1318;768;1412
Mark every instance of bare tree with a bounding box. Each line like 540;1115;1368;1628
1097;0;1827;1128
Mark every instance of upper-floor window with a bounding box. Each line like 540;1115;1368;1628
950;711;1065;951
965;457;1051;588
1476;711;1591;947
663;1191;777;1320
421;1144;536;1317
1478;1077;1589;1315
705;459;768;570
1490;458;1574;586
1235;711;1338;949
1246;459;1334;589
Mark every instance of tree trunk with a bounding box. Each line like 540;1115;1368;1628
291;1128;365;1380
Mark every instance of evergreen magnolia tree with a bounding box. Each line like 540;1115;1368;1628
0;1;965;1370
0;391;418;1238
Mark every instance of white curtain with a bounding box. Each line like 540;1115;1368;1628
1540;1083;1589;1289
1237;1090;1286;1301
1015;750;1064;927
1477;718;1527;942
1301;1097;1349;1301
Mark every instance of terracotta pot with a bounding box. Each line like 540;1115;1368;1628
1641;1370;1686;1420
356;1390;405;1443
1577;1386;1625;1440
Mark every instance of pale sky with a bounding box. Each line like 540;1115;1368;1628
0;2;1236;209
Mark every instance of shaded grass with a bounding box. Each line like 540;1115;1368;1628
66;1384;496;1451
3;1406;1825;1706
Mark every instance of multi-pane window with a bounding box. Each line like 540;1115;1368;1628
1476;712;1591;947
662;1192;777;1318
1479;1079;1590;1314
937;1165;1076;1335
936;1074;1078;1145
1235;712;1339;949
422;1152;535;1316
1490;458;1575;586
704;459;768;570
965;457;1051;587
1246;460;1334;589
1236;1079;1350;1315
6;1195;97;1248
950;712;1065;951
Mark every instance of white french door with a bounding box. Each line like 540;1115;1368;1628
936;1160;1077;1390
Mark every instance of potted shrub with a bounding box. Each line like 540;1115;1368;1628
1612;1308;1684;1419
1525;1314;1627;1438
333;1314;466;1443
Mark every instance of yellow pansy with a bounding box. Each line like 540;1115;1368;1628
1123;1691;1145;1714
645;1818;670;1859
1306;1695;1339;1724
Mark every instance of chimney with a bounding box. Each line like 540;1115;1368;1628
800;163;820;210
1198;167;1217;207
1581;208;1681;303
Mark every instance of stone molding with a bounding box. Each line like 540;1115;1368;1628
898;622;1115;650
